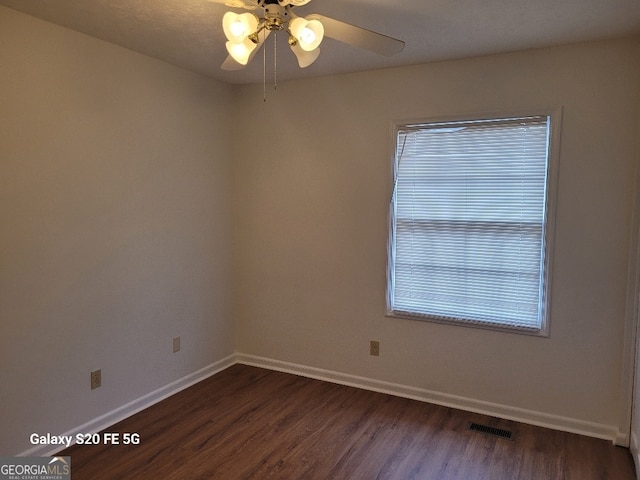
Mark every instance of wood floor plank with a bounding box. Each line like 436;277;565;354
59;364;636;479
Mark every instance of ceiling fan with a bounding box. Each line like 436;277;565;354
207;0;405;70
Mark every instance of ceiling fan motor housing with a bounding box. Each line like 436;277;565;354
264;3;288;31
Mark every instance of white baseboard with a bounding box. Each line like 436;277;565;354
21;351;625;458
236;353;624;445
19;354;236;457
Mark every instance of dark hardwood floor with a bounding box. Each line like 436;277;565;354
60;364;635;479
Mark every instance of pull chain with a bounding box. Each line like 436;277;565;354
261;31;279;101
274;34;278;91
262;29;267;102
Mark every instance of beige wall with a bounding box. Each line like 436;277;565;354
0;6;235;455
233;38;640;437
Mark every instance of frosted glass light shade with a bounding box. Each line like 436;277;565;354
223;12;258;43
289;17;324;52
290;43;320;68
225;38;258;65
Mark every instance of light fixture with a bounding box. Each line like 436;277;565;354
289;42;320;68
289;17;323;52
225;38;258;65
221;4;324;70
223;12;259;43
222;12;260;65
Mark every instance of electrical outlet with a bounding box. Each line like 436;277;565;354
90;369;101;390
173;336;181;353
370;340;380;357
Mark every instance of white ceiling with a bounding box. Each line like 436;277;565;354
2;0;640;85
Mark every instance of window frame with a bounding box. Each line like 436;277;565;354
386;108;562;336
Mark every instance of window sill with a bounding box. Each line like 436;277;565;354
386;310;549;337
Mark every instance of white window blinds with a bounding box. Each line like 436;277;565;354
388;115;553;333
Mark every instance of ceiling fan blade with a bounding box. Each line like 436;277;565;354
207;0;259;10
221;30;271;70
306;14;404;56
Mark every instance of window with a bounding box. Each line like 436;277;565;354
387;112;560;335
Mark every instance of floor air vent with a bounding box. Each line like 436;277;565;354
468;423;513;440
